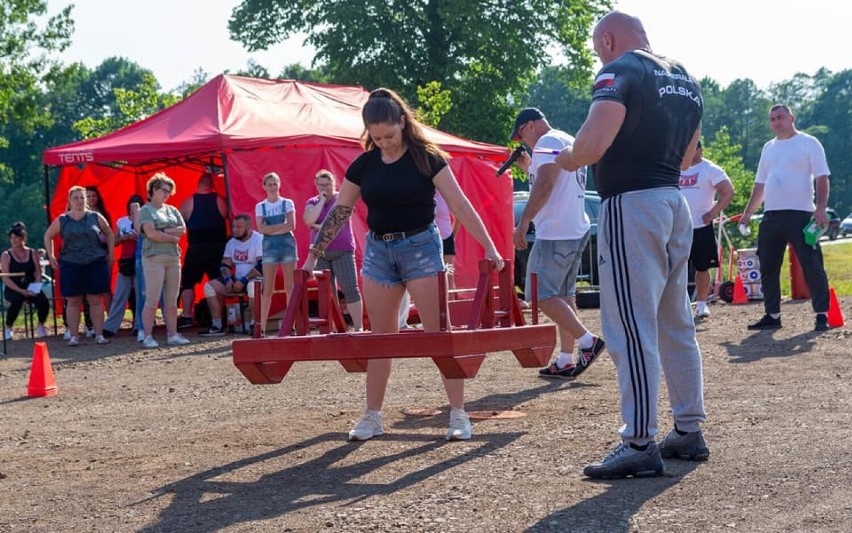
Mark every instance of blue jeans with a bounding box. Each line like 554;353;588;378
361;225;444;285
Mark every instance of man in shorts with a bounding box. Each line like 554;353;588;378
679;140;733;319
199;214;263;336
511;107;606;380
177;172;229;329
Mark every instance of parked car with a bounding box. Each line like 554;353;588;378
841;211;852;238
512;191;600;304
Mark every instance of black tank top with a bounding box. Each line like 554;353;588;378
5;248;35;288
186;193;227;245
590;49;703;199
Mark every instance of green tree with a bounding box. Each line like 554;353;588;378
703;126;754;218
523;65;592;134
278;63;332;84
73;73;180;140
228;0;611;142
0;0;74;182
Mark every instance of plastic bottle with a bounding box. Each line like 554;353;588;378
737;223;751;236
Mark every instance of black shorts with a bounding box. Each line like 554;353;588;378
442;234;455;256
689;224;719;272
180;243;226;291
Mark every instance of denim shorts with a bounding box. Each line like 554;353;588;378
262;233;297;264
525;232;590;301
361;225;444;285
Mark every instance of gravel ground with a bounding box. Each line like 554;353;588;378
1;297;850;532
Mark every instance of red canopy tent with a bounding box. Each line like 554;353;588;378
43;74;513;299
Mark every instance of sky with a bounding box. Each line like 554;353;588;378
48;0;849;92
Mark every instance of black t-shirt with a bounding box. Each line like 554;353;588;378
345;148;447;234
591;49;703;199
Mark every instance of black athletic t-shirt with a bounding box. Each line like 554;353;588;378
345;148;447;234
591;49;703;199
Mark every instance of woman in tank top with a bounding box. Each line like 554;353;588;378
1;222;50;340
44;186;114;346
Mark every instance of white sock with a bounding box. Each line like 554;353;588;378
770;313;780;319
556;351;574;368
450;407;467;418
696;300;707;308
212;318;223;329
577;332;595;350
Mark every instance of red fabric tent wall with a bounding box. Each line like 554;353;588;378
45;76;513;306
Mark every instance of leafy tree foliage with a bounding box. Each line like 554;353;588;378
228;0;611;143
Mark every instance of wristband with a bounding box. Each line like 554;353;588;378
239;276;249;286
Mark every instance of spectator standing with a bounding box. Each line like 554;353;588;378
177;172;229;329
304;169;363;331
555;11;708;478
103;195;144;337
44;186;114;346
255;172;297;334
138;173;191;348
740;104;833;331
2;223;50;339
303;88;504;442
511;107;606;380
199;214;263;336
678;141;734;319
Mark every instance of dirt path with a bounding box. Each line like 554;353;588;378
1;298;851;532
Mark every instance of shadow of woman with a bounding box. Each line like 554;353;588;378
136;430;524;532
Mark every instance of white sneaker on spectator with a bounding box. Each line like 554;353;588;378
167;333;190;346
63;330;72;341
142;336;159;349
137;330;146;342
86;328;96;338
36;324;47;338
95;335;110;345
4;328;12;340
348;411;383;441
67;336;79;347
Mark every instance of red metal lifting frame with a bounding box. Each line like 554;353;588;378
232;260;556;384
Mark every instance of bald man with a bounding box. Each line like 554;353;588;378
556;11;708;479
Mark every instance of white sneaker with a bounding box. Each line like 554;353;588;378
695;304;710;319
142;336;159;349
36;324;48;338
95;335;110;345
63;330;72;341
348;411;384;441
446;410;472;441
67;336;79;347
86;328;96;338
4;328;12;340
137;330;146;342
167;333;190;346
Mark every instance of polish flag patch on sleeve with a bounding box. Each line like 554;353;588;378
593;73;616;91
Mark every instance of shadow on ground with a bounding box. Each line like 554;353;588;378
137;431;523;532
528;460;702;532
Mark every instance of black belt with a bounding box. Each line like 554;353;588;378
370;224;432;242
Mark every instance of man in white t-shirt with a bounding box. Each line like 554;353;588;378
679;141;734;319
199;214;264;336
740;104;832;331
510;108;606;380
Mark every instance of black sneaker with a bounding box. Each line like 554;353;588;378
177;316;194;330
538;361;576;380
569;336;606;379
102;330;115;338
658;428;710;461
199;326;226;337
747;314;782;330
814;314;829;331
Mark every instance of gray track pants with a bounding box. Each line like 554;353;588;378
599;187;706;445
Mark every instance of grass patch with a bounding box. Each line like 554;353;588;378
780;240;852;297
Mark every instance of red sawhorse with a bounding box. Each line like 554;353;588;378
232;260;556;384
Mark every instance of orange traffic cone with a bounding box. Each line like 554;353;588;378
732;275;748;305
27;342;57;397
827;287;845;328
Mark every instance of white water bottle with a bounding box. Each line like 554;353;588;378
737;223;751;236
227;304;238;327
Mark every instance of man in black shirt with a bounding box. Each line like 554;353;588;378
556;11;708;479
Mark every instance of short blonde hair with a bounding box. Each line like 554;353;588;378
146;172;176;199
262;172;280;186
315;169;334;183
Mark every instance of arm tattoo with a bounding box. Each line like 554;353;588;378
312;204;353;254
